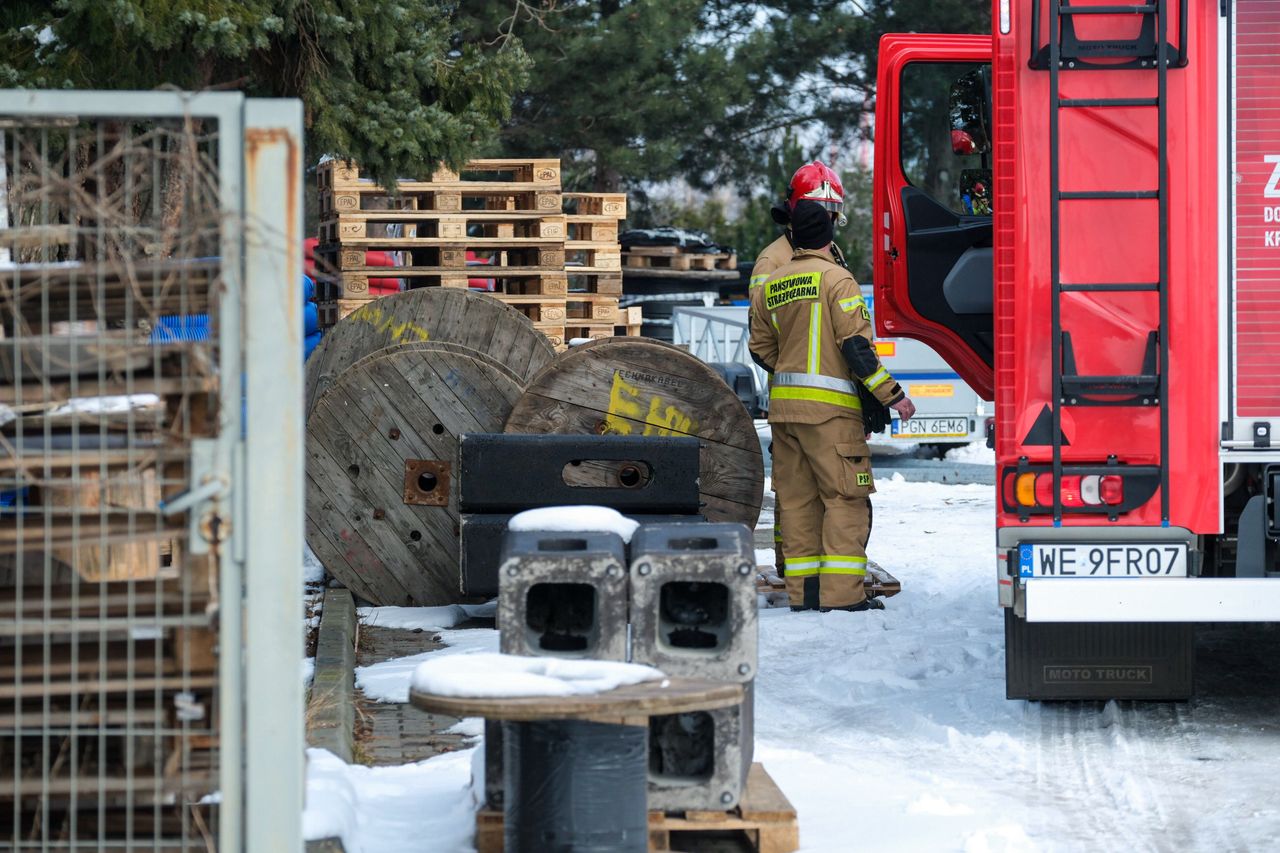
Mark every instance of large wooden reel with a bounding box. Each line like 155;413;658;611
504;337;764;527
305;287;554;410
306;342;523;605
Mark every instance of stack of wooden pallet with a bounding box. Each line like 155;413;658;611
622;245;738;272
314;159;639;348
562;192;638;341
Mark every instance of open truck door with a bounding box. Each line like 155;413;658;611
873;35;995;401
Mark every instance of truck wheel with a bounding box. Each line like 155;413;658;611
1004;610;1195;701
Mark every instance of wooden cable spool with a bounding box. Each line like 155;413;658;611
504;337;764;527
306;341;523;605
304;287;554;411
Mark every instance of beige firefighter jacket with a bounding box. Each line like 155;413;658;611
750;234;794;295
749;249;904;424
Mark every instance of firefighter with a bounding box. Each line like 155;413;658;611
750;161;848;575
749;200;916;612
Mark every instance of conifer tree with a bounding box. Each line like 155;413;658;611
0;1;530;187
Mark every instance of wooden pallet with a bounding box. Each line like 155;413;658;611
474;764;797;853
566;216;620;243
624;247;738;271
317;271;571;302
318;240;566;261
563;322;618;343
565;292;622;322
754;562;902;599
319;158;561;190
566;242;622;272
614;305;644;337
318;211;566;243
495;295;567;324
566;271;624;295
319;186;563;217
563;192;628;218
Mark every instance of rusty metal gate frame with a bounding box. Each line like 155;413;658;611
0;89;304;852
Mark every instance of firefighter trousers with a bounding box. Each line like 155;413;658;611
771;417;874;609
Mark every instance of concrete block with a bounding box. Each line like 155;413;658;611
462;513;705;598
629;523;758;682
306;589;356;763
498;530;629;661
647;683;755;811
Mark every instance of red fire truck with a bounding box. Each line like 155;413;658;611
872;0;1279;699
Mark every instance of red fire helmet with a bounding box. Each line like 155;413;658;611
788;161;845;214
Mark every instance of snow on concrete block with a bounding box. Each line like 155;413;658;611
629;522;759;682
498;529;629;661
508;505;641;543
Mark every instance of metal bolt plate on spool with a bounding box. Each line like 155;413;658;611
306;341;523;605
504;337;765;527
305;287;554;411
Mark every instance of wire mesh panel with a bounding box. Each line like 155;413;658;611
0;110;229;849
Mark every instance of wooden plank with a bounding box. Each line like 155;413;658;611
320;158;561;188
42;466;163;581
0;375;217;407
410;677;742;721
621;267;740;282
319;187;562;216
304;287;554;410
0;771;215;799
0;259;221;325
0;674;216;700
736;764;798;822
0;587;200;618
504;338;764;527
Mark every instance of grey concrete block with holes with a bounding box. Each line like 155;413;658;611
497;530;630;661
628;522;759;683
647;684;755;812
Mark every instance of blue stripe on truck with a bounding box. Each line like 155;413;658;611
887;371;962;381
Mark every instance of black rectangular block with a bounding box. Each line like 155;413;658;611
457;433;701;513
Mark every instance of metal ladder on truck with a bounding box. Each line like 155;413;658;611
1031;0;1189;523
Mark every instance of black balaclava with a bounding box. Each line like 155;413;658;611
790;199;834;249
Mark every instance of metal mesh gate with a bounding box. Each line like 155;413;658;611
0;93;304;851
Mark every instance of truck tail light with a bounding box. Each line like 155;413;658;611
1080;475;1103;505
1100;475;1124;505
1002;467;1151;515
1059;475;1084;507
1014;473;1037;506
1006;472;1123;509
1034;474;1055;507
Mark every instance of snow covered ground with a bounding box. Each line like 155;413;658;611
310;474;1280;852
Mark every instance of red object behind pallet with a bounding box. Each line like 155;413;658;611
363;250;402;295
304;238;401;295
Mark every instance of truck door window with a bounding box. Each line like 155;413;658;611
899;63;992;217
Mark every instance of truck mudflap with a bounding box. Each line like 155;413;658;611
1004;612;1194;701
